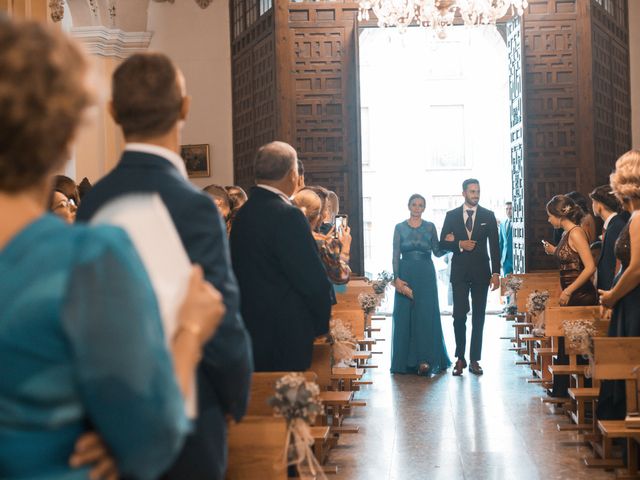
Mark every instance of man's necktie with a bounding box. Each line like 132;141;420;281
466;210;474;232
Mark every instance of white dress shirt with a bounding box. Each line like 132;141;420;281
603;212;617;232
256;184;292;205
124;143;188;180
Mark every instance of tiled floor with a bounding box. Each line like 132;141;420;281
329;314;615;480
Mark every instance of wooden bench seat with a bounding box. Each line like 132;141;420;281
226;416;288;479
548;364;588;376
568;387;600;400
534;347;556;355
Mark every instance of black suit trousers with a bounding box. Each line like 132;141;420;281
451;280;489;362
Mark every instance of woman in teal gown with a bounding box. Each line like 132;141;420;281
0;18;222;480
391;194;451;375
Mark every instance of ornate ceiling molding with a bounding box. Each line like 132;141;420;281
152;0;213;8
70;26;153;58
49;0;65;22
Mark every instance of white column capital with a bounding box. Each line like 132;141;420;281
70;26;153;59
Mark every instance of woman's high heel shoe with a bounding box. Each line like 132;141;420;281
418;363;431;376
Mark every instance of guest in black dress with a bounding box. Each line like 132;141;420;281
544;195;598;396
598;150;640;420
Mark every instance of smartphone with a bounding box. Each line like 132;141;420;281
334;214;348;236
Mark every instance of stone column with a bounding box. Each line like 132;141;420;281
66;0;152;183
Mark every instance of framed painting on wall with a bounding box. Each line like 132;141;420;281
181;144;210;178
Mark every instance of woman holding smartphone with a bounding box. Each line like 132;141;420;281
544;195;597;306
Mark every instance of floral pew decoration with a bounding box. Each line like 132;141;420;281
527;290;550;337
503;276;523;315
329;318;358;368
367;270;395;297
358;292;379;316
562;319;599;378
268;373;326;479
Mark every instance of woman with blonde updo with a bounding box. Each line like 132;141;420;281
599;150;640;332
597;150;640;422
293;188;351;287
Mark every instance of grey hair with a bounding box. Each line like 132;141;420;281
254;141;297;181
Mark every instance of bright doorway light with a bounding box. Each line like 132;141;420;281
359;26;512;311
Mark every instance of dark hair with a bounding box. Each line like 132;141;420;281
546;195;584;224
565;191;590;214
78;177;93;200
589;185;621;213
408;194;426;207
54;175;80;206
112;53;183;138
0;17;91;192
462;178;480;191
297;159;305;177
203;184;231;210
505;201;513;206
254;141;296;181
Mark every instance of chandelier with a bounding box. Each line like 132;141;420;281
358;0;528;35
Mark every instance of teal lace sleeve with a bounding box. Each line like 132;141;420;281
392;224;401;278
429;223;446;258
61;227;189;480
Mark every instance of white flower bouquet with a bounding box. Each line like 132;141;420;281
527;290;550;336
329;319;357;367
358;292;379;316
268;373;326;478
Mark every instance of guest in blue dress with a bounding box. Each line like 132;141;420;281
0;18;223;480
391;194;451;376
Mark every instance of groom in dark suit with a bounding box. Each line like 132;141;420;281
440;179;501;376
77;53;253;480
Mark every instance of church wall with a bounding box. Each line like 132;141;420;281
147;1;235;189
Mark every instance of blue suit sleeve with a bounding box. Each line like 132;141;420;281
61;228;189;480
174;193;253;421
439;212;458;252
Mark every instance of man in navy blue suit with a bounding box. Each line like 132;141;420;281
77;53;253;480
440;179;501;377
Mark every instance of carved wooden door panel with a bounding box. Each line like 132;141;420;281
286;4;364;274
508;16;526;274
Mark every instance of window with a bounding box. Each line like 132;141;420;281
361;107;371;169
427;105;467;169
430;194;464;228
363;197;373;260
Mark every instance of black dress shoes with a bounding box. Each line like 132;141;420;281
469;361;484;375
452;358;467;376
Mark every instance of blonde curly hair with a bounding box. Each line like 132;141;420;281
610;150;640;201
0;16;91;192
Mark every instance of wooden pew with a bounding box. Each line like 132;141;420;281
246;372;334;467
543;306;606;429
226;416;288;480
585;338;640;473
543;307;602;410
310;340;363;433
